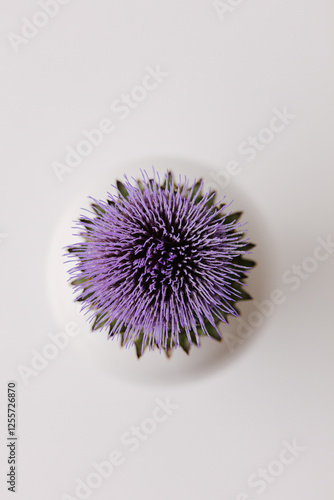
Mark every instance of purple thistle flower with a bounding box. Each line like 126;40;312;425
66;170;255;356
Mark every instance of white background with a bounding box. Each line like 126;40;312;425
1;1;334;499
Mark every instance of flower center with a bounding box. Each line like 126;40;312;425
132;231;194;295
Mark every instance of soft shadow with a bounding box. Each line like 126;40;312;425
71;155;273;387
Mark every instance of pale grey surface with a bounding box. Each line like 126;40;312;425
1;1;334;499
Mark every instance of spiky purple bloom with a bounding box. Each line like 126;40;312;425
67;170;255;356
